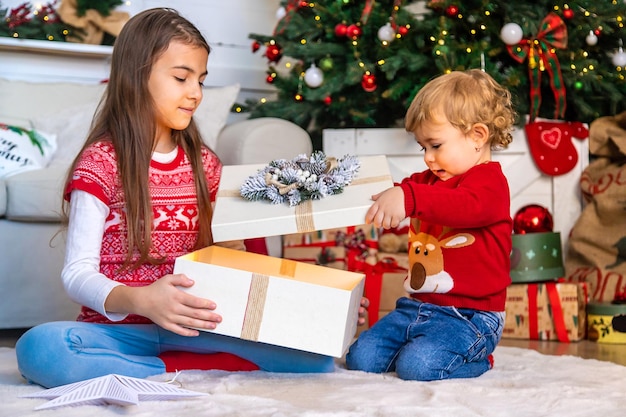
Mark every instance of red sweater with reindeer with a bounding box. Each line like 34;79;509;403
399;162;512;312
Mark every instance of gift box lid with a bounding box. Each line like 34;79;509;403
587;302;626;316
211;155;393;242
510;232;564;283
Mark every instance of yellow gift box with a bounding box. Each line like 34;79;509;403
211;155;393;242
174;246;365;357
503;282;587;342
587;302;626;344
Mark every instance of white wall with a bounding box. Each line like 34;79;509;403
0;0;281;94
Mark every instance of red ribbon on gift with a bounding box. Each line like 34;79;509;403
507;13;568;121
527;282;569;342
354;257;407;327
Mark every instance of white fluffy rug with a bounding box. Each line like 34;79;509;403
2;346;624;417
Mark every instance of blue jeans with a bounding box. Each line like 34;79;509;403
16;321;335;388
345;297;504;381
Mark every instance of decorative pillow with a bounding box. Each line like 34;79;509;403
31;101;98;168
194;83;241;150
31;83;240;166
0;123;57;178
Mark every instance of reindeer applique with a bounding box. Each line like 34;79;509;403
405;221;476;294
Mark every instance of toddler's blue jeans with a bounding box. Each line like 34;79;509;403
16;321;335;388
345;297;504;381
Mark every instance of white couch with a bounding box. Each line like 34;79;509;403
0;78;312;329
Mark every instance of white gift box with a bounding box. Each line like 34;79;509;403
211;155;393;242
173;246;365;357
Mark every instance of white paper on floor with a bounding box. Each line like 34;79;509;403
20;373;207;410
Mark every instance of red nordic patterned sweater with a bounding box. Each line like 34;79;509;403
65;141;222;323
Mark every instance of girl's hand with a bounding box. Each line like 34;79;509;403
107;274;222;337
358;296;369;326
365;186;406;229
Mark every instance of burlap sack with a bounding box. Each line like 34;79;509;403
564;112;626;302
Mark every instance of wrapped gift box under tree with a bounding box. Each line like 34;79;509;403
282;224;379;271
503;282;587;342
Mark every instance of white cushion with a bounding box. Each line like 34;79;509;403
194;83;240;149
2;82;240;220
5;165;67;221
0;178;5;217
0;123;57;178
216;117;313;165
30;83;240;167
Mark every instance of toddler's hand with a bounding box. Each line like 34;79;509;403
365;186;406;229
358;296;369;326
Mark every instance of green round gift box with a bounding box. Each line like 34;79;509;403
510;232;564;283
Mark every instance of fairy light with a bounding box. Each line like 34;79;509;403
300;39;307;45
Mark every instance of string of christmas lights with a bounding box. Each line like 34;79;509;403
241;0;626;149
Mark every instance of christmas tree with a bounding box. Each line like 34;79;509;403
242;0;626;149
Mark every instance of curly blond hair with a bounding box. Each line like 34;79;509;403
405;69;516;150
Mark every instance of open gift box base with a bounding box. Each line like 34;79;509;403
174;246;365;357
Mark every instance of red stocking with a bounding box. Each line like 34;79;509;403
524;120;589;176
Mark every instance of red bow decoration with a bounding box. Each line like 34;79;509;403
507;13;568;121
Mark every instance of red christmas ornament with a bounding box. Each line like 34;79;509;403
334;23;348;37
347;24;362;40
445;5;459;17
251;41;261;53
513;204;554;234
563;9;574;20
594;28;602;36
398;25;409;36
361;73;377;92
266;74;275;84
265;44;282;63
323;96;332;105
299;0;309;7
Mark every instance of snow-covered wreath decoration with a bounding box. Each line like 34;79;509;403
240;151;360;207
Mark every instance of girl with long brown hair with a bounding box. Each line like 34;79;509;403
15;8;334;389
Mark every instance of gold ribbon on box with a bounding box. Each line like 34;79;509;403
58;0;130;44
219;174;392;233
240;259;297;341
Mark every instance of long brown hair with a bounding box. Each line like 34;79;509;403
62;8;214;270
